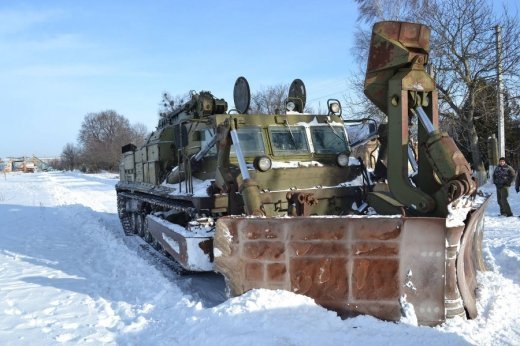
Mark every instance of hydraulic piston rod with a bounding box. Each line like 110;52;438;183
415;106;436;134
230;128;250;180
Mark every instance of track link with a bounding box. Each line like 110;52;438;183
117;193;134;235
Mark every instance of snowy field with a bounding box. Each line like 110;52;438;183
0;171;518;345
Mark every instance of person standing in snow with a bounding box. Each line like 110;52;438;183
493;157;515;217
516;164;520;194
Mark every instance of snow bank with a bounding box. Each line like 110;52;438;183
0;172;518;345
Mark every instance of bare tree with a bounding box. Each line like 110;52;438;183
159;92;190;118
250;83;288;114
355;0;429;24
353;0;520;178
130;123;149;147
61;143;80;171
427;0;520;176
78;110;148;171
248;83;319;114
48;158;64;171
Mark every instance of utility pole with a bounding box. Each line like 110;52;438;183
495;25;505;158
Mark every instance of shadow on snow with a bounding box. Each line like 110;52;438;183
0;201;227;308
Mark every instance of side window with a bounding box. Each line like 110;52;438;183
230;127;266;156
310;126;349;154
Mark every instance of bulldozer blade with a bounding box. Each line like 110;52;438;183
214;195;490;326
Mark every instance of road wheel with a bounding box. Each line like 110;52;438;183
144;226;153;244
138;214;146;237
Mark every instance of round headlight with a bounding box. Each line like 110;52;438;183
336;153;349;167
254;156;272;172
330;102;341;114
286;101;296;112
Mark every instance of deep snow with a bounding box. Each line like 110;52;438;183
0;171;518;345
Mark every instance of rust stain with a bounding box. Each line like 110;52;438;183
352;259;399;300
292;270;313;294
245;262;263;281
353;243;399;256
267;263;286;282
198;239;213;255
243;241;285;260
367;40;395;72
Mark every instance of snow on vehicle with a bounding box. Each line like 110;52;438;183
116;21;490;326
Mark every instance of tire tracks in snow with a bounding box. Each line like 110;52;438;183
36;172;227;341
43;172;227;307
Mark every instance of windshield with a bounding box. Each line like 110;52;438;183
230;127;266;156
269;126;309;155
310;126;349;154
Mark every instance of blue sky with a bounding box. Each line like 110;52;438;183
0;1;517;158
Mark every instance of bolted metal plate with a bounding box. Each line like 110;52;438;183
214;215;448;325
233;76;251;114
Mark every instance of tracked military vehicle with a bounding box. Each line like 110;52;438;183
117;76;370;270
117;21;490;326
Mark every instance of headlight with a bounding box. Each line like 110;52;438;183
336;153;349;167
327;99;342;115
286;101;296;112
254;156;272;172
330;102;341;114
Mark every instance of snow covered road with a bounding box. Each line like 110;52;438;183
0;172;224;344
0;171;518;345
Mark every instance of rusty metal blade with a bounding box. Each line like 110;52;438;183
214;196;490;326
457;195;491;318
215;215;447;325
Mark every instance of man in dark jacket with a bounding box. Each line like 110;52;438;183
493;157;516;217
516;165;520;194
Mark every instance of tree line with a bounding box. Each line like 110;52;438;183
57;110;148;172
